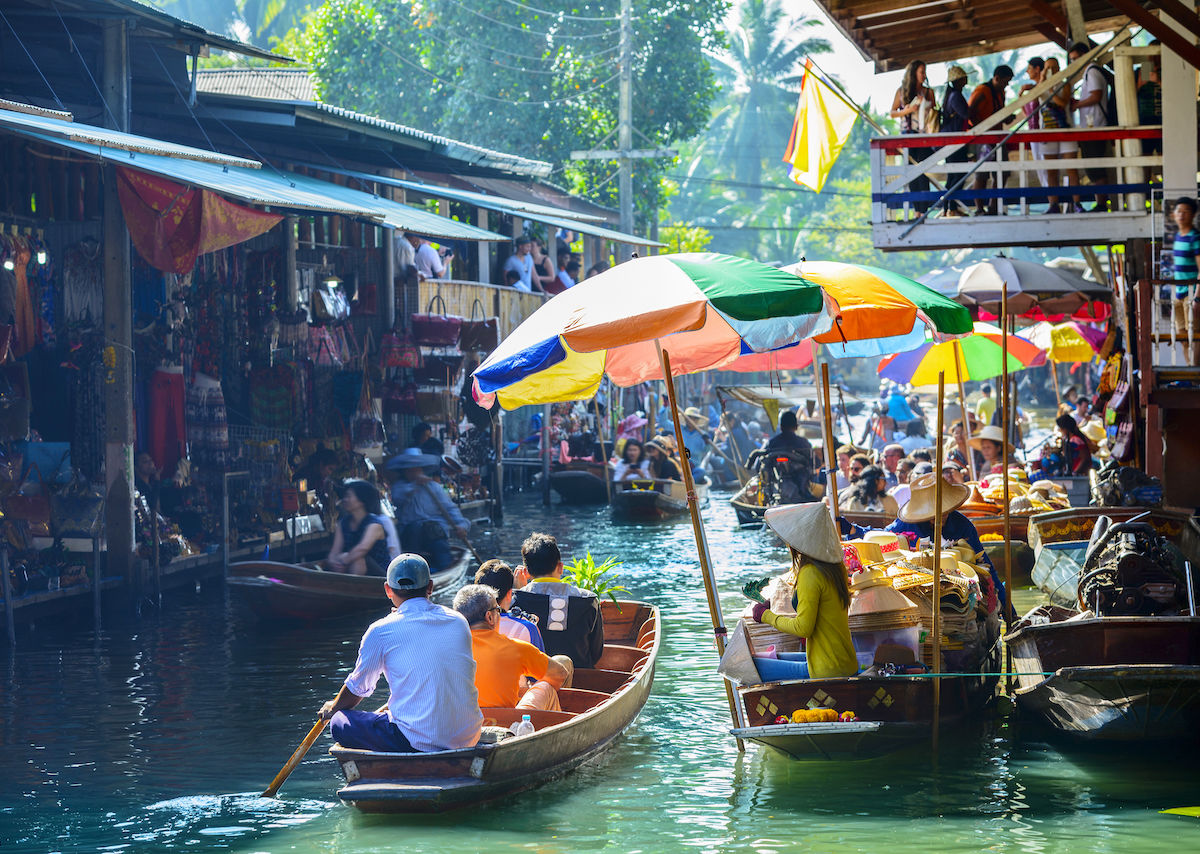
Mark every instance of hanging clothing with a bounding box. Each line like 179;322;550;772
11;241;34;357
149;366;188;475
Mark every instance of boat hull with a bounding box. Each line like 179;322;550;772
549;464;611;505
612;480;707;520
227;552;469;620
331;600;660;812
1006;615;1200;741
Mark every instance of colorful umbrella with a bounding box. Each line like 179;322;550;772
473;253;837;409
957;256;1110;316
1022;320;1106;363
878;322;1046;387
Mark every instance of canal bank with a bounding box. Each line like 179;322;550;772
2;492;1199;853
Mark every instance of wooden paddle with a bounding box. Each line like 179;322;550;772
262;717;327;798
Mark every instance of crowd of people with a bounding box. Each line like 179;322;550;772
892;40;1162;217
317;531;603;754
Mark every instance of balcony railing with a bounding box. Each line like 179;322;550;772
868;126;1163;249
417;279;547;338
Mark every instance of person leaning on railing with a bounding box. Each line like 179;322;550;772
940;66;972;217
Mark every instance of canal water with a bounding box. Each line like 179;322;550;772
3;492;1199;853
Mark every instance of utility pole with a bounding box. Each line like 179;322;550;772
571;0;675;261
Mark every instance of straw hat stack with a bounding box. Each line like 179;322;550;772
847;561;921;634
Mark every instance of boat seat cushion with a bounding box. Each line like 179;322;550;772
512;590;605;668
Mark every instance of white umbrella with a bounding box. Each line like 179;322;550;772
956;256;1110;316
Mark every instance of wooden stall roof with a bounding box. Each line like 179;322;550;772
813;0;1130;70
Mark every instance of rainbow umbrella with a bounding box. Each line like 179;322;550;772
878;321;1046;387
1023;320;1105;363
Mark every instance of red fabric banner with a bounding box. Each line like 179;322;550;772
117;167;283;274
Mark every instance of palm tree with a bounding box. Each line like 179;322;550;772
701;0;831;198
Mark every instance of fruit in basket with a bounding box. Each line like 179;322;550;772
840;711;857;722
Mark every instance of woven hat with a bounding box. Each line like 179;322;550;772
844;539;885;566
900;472;970;523
683;406;710;430
764;503;844;564
862;530;909;556
947;65;971;83
385;447;442;471
968;424;1005;450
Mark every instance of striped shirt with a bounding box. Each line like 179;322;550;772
343;596;482;752
1174;229;1200;297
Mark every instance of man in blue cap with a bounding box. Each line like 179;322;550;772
318;554;482;752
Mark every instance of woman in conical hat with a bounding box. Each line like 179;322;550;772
750;503;859;679
883;471;1006;611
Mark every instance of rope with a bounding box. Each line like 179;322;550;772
0;8;65;110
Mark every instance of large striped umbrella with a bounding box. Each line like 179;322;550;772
878;321;1046;387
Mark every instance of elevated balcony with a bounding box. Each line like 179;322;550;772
869;125;1163;251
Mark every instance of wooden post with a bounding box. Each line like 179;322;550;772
1001;290;1015;693
658;347;745;750
821;363;840;520
1051;360;1062;406
932;370;946;753
953;340;976;481
2;547;14;646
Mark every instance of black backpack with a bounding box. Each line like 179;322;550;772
1088;63;1118;126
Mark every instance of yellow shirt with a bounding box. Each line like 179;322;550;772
975;395;996;426
763;564;858;679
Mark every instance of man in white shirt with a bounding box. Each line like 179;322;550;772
405;232;445;280
1068;41;1113;212
503;235;537;292
388;448;469;570
319;554;482;752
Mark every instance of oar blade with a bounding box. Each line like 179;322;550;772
261;718;328;798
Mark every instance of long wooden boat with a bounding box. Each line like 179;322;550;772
227;549;470;620
330;599;659;812
731;645;999;759
1028;506;1199;606
731;477;766;527
1006;607;1200;741
612;478;707;520
549;461;611;505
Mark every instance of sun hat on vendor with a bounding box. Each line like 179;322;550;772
617;412;648;440
683;406;710;430
967;424;1005;451
764;503;844;564
385;447;442;472
900;471;971;523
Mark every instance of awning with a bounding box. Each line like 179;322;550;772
13;131;510;240
0;107;258;168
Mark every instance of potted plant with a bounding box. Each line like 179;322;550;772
563;552;629;608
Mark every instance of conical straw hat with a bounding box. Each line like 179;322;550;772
764;503;844;564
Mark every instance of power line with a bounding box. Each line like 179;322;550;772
411;24;619;75
438;0;620;40
668;172;871;198
488;0;622;23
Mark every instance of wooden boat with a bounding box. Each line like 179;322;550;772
731;647;999;759
731;477;766;527
548;461;611;505
1028;506;1199;607
330;599;659;812
1006;606;1200;741
227;549;470;620
611;478;708;520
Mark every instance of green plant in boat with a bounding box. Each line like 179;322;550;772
564;552;629;608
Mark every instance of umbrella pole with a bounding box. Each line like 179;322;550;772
658;346;746;751
952;340;976;482
821;363;841;520
1001;291;1015;695
594;395;612;504
932;371;946;755
1051;361;1062;407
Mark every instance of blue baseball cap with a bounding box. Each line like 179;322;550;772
386;554;431;591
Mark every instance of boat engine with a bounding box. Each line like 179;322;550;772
1077;516;1189;616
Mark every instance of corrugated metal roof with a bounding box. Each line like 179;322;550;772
195;68;319;103
19;131;508;241
0;107;260;168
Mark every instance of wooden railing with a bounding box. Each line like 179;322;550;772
418;279;547;337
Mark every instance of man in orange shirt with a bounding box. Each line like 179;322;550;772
453;584;573;711
967;64;1013;215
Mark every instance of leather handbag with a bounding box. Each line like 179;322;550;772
380;331;422;369
382;381;418;415
51;476;105;538
412;294;462;347
0;397;31;441
414;353;464;385
1112;418;1136;463
1107;380;1130;413
459;299;499;352
416;389;454;422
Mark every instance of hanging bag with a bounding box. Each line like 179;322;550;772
51;474;105;538
459;298;499;352
412;294;462;347
351;372;385;463
414;353;464;386
6;463;52;535
380;330;422;369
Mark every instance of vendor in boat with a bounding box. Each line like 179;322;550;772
613;438;649;482
749;503;858;679
884;472;1004;607
765;410;816;502
838;465;900;517
318;554;483;752
644;436;682;481
387;448;470;571
1046;413;1096;476
968;425;1016;475
454;584;573;711
327;480;392;576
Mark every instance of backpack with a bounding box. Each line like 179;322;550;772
1088;63;1118;126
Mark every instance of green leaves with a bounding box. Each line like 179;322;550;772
563;552;629;608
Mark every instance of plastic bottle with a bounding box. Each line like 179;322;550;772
511;714;536;737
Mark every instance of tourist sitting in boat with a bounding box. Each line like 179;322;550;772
764;410;816;502
837;465;900;517
318;554;483;752
968;424;1015;475
945;419;983;474
475;559;544;651
1044;414;1096;476
679;406;711;482
750;503;858;679
388;448;470;571
326;480;392;576
613;438;649;482
644;436;682;481
454;584;574;712
884;472;1004;608
513;532;605;668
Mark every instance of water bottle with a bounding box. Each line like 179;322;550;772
511;714;536;737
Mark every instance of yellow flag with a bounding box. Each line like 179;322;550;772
783;61;859;192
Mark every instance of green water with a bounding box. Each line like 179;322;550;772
2;493;1199;853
